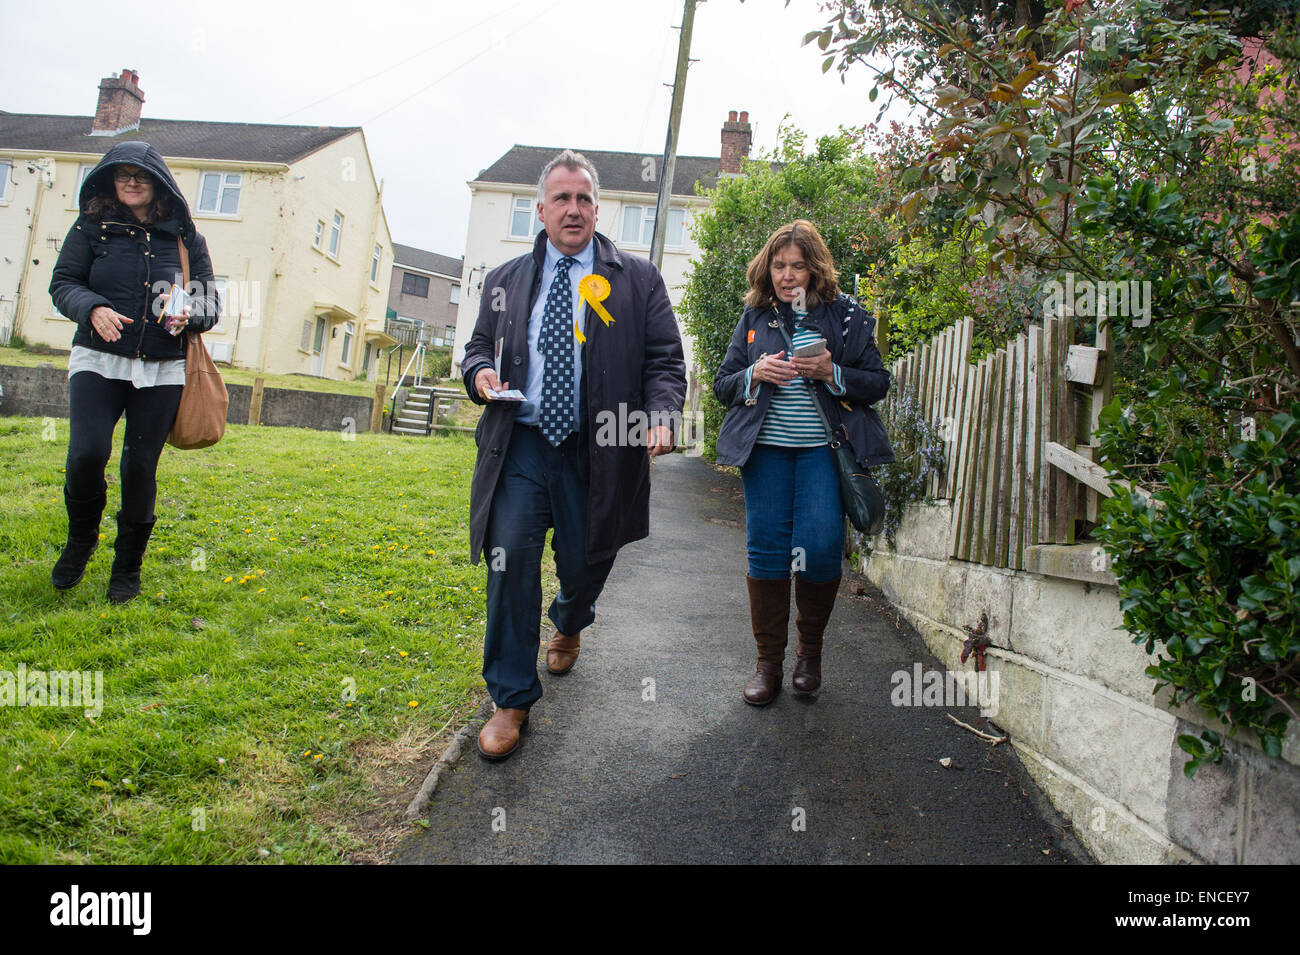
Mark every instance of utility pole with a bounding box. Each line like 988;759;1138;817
649;0;698;270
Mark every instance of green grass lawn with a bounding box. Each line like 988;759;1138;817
0;345;420;398
0;417;514;863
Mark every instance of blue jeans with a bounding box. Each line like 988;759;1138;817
483;423;617;710
740;442;844;583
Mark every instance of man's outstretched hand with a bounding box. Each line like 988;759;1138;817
475;367;509;400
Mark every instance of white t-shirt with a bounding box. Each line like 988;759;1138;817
68;345;186;389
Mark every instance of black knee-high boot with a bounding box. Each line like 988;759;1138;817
107;511;156;604
52;481;107;590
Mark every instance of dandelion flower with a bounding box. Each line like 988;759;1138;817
408;700;419;708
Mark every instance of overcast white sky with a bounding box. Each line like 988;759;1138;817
2;0;911;257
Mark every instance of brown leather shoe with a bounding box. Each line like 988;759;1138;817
793;575;840;693
546;630;581;675
476;706;530;761
743;576;791;706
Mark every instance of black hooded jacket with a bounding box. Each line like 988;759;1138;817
49;141;220;360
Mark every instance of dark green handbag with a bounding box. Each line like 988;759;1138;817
828;424;886;536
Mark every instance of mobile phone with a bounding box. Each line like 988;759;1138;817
163;284;189;335
794;338;827;358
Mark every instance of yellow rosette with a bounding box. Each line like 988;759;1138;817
575;274;614;343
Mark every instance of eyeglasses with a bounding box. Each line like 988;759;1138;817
113;170;152;184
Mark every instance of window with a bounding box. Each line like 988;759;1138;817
328;211;343;258
207;276;229;333
370;244;382;285
313;219;324;248
401;272;429;297
340;321;355;364
509;196;535;238
444;325;455;346
0;160;11;203
197;171;241;216
621;205;685;248
300;319;313;352
449;283;460;305
69;163;94;207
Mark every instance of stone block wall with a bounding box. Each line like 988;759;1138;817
864;501;1300;864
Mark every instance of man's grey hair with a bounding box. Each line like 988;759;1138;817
536;149;600;205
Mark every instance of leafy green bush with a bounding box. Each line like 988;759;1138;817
1095;395;1300;775
425;347;452;381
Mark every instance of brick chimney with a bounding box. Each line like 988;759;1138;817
92;69;145;136
720;109;752;174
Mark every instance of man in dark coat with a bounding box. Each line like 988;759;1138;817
461;149;686;760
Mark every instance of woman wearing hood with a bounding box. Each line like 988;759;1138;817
713;220;893;705
48;141;220;603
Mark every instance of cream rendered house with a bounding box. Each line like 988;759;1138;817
452;112;757;413
0;69;396;381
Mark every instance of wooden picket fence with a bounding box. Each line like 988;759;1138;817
883;312;1116;570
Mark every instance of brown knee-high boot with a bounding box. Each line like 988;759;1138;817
792;575;841;692
744;575;791;706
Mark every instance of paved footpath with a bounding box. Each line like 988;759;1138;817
395;453;1090;864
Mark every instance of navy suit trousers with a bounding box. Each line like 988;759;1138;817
482;422;616;710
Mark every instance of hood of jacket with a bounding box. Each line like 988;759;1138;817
78;141;193;231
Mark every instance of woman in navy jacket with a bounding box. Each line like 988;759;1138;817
714;221;893;704
48;141;219;603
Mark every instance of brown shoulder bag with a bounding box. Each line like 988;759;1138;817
167;236;229;449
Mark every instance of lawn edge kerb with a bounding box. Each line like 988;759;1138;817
403;698;494;822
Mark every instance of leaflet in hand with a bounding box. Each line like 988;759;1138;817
485;387;526;401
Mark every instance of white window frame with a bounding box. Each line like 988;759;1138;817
68;163;95;209
196;171;242;217
620;205;685;249
340;321;355;366
0;159;12;204
508;195;535;239
313;219;324;249
207;275;229;334
449;283;460;305
370;243;382;287
327;211;344;260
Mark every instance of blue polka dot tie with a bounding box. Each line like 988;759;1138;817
538;255;577;445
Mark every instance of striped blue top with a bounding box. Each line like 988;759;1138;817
745;309;846;448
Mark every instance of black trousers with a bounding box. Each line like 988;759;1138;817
66;371;183;522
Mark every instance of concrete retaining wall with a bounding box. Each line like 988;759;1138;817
864;501;1300;864
0;363;376;434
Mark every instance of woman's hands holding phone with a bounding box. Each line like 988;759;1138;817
789;348;834;382
753;351;798;386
